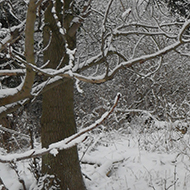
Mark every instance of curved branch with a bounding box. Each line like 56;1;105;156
0;93;121;163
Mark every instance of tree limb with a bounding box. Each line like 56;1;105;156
0;0;37;107
0;93;121;163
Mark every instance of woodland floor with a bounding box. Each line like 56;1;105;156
1;119;190;190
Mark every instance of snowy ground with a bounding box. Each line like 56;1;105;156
80;123;190;190
1;120;190;190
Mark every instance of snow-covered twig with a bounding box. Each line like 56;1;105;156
113;30;177;39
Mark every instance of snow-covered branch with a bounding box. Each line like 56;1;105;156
109;41;181;78
0;69;25;76
113;30;177;39
0;93;120;163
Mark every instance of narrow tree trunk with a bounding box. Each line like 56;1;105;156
41;1;86;189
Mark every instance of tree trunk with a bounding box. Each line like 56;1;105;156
41;1;86;189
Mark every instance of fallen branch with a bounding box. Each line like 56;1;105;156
0;93;121;163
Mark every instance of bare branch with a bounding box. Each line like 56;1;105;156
0;0;37;107
0;69;25;76
0;93;121;163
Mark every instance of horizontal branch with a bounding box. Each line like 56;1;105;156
0;69;25;76
115;21;184;31
113;30;177;39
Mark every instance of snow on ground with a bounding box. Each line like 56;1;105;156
80;125;190;190
0;159;35;189
0;120;190;189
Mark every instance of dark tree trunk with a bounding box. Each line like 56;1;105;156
41;1;86;189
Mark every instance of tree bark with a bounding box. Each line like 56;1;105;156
41;0;86;189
